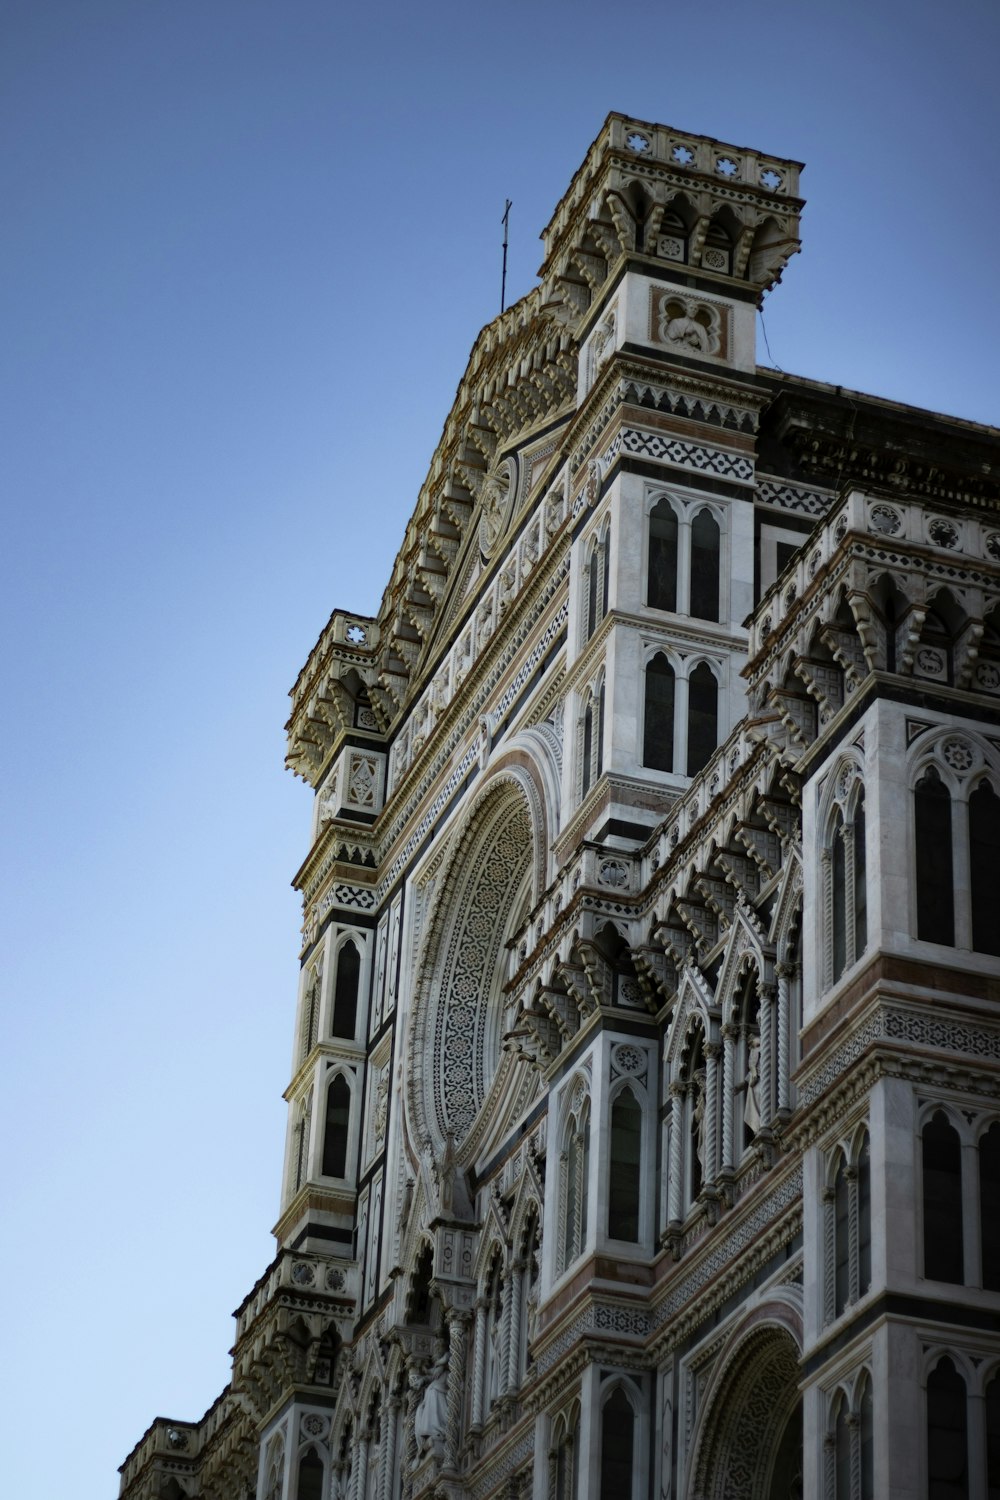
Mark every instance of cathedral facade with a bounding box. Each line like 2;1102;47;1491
119;115;1000;1500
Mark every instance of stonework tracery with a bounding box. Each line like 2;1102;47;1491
119;112;1000;1500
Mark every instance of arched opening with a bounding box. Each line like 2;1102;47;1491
927;1356;968;1498
691;1323;802;1500
915;768;954;946
331;939;360;1038
979;1121;1000;1291
608;1086;642;1241
297;1446;324;1500
923;1111;964;1284
690;507;720;621
648;499;678;611
644;652;675;772
600;1386;635;1498
321;1073;351;1178
687;661;719;776
969;780;1000;956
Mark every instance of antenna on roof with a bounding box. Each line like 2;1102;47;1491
500;199;512;314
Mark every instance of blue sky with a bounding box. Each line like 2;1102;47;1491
2;1;998;1494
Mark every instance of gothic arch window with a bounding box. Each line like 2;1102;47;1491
552;1407;580;1500
824;774;868;987
321;1071;352;1179
331;938;361;1038
264;1435;284;1500
915;768;955;946
689;507;720;621
290;1095;312;1197
927;1357;969;1499
923;1110;964;1285
585;525;611;641
680;1029;708;1207
981;1122;1000;1292
648;499;678;612
608;1084;643;1242
299;963;322;1062
686;660;719;776
297;1446;324;1500
988;1370;1000;1493
599;1383;638;1499
643;652;675;772
969;779;1000;956
579;675;605;801
824;1130;872;1323
560;1088;591;1274
826;1374;874;1500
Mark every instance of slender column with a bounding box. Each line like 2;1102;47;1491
775;963;792;1116
352;1433;369;1500
470;1297;488;1431
506;1261;525;1395
846;1165;859;1305
673;672;690;777
401;1357;421;1500
968;1387;987;1498
379;1394;400;1500
704;1041;721;1188
720;1024;738;1171
821;848;834;990
759;982;775;1132
667;1084;685;1223
444;1307;470;1471
822;1188;836;1325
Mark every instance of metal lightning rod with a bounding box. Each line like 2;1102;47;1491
500;199;512;314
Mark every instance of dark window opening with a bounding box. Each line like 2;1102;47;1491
648;502;677;612
923;1111;964;1284
686;662;718;777
321;1074;351;1179
600;1388;634;1500
970;781;1000;956
643;654;674;772
915;770;955;946
332;940;360;1037
927;1358;969;1500
690;508;720;622
608;1089;642;1241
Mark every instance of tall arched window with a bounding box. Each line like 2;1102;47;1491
608;1087;642;1242
561;1098;590;1272
833;1152;850;1318
828;783;868;985
687;661;718;776
484;1255;504;1409
297;1447;324;1500
597;680;605;779
331;940;360;1038
986;1372;1000;1496
600;1387;635;1500
980;1122;1000;1291
923;1112;964;1284
648;500;678;612
833;1390;851;1500
927;1357;968;1500
554;1411;579;1500
300;968;321;1062
643;653;674;771
970;781;1000;956
689;508;720;621
587;545;599;640
915;770;954;946
322;1073;351;1178
859;1374;875;1500
581;701;594;799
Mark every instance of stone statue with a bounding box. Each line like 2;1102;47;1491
414;1337;449;1458
693;1069;707;1176
744;1036;762;1137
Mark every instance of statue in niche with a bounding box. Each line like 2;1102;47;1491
693;1068;708;1176
414;1336;449;1458
744;1035;762;1137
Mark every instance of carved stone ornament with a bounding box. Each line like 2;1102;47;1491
479;459;515;559
654;293;723;357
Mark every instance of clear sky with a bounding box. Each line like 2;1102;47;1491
2;1;998;1494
